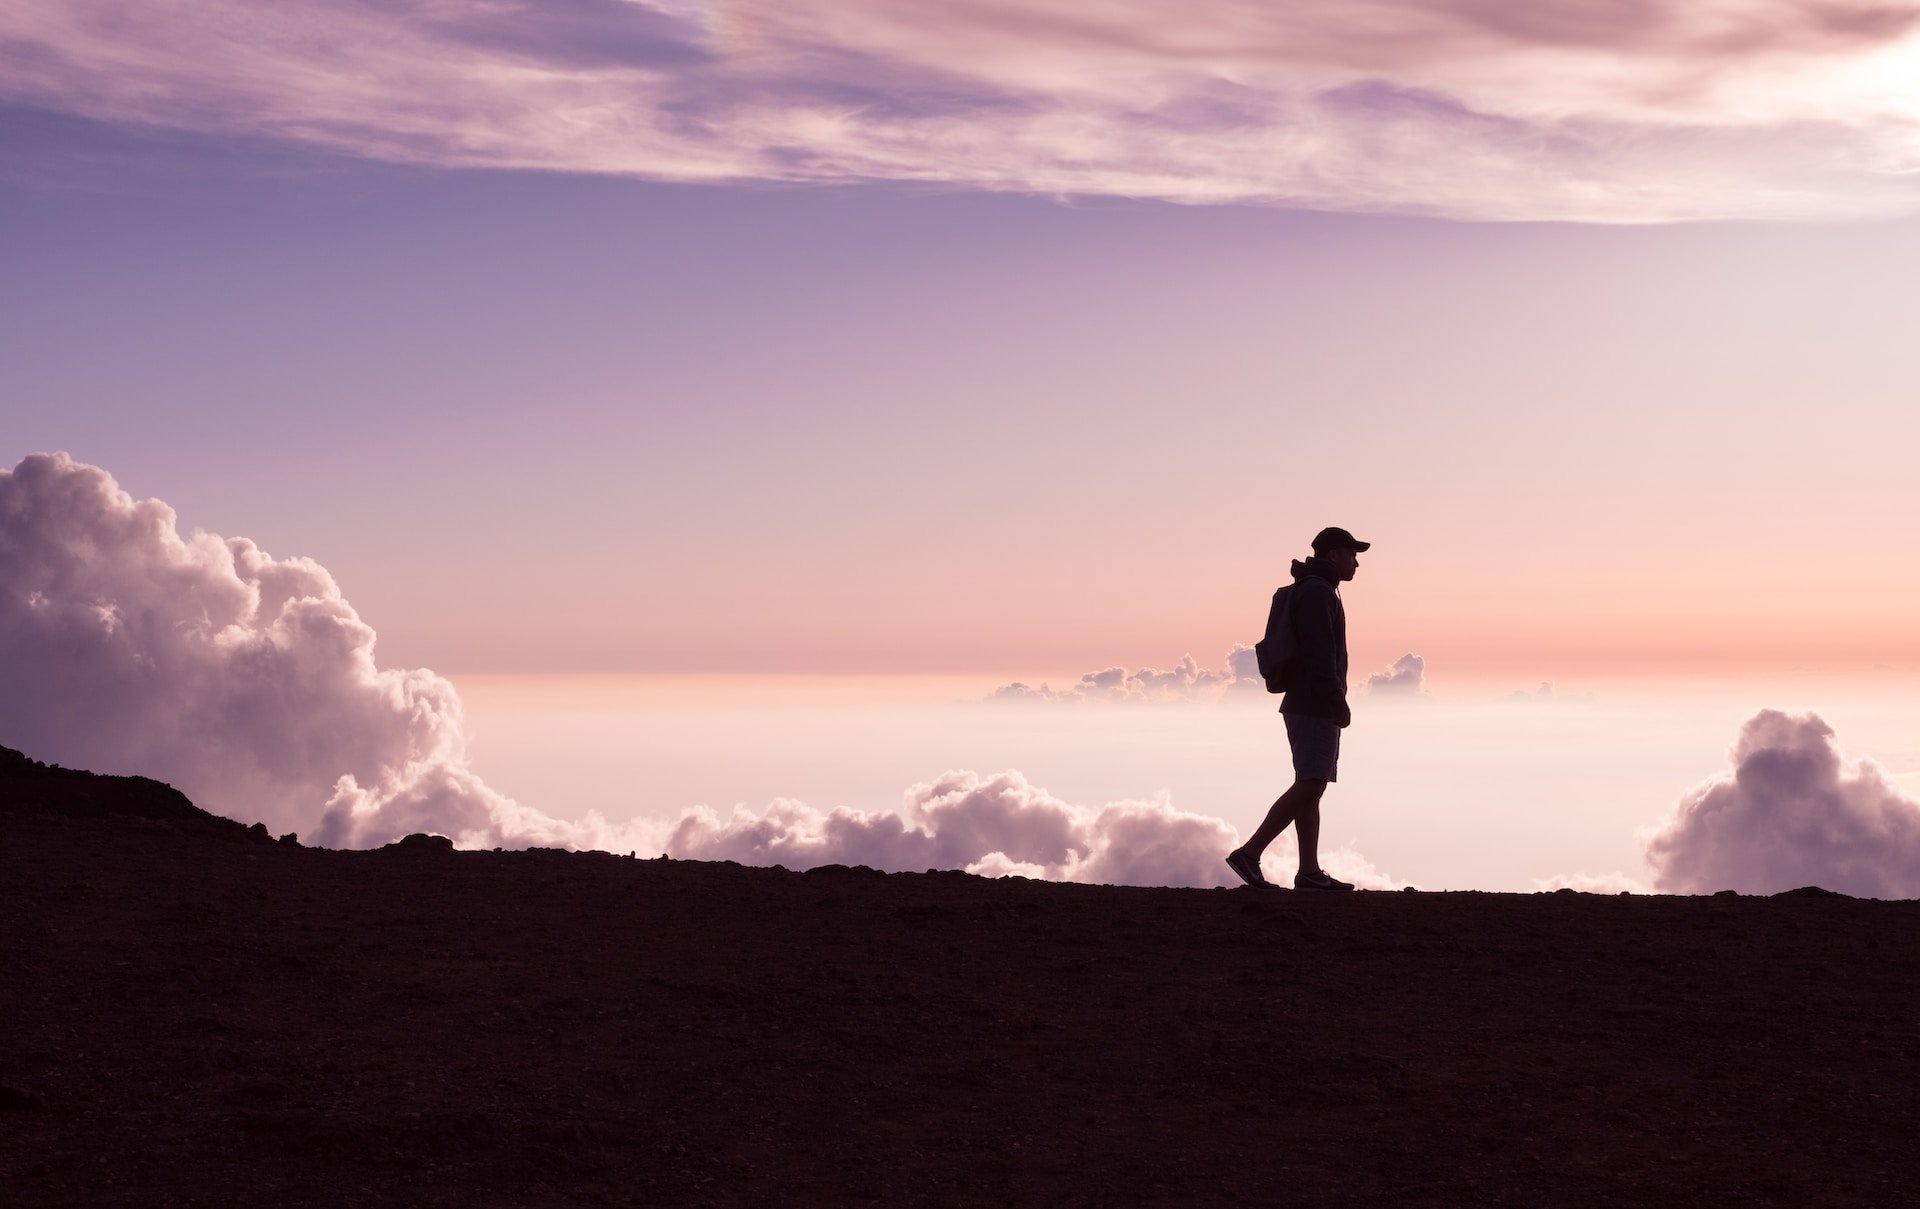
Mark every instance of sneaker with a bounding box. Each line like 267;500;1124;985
1293;869;1355;892
1224;850;1274;888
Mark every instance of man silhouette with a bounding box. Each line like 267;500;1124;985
1226;527;1368;892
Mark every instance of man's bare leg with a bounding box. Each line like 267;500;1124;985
1230;778;1329;876
1291;783;1325;876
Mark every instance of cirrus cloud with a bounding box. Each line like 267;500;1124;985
3;1;1919;220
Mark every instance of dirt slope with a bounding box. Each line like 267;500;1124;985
4;747;1917;1207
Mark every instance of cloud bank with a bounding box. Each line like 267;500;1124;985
1644;709;1920;898
990;649;1261;703
669;768;1244;886
5;1;1920;220
0;452;602;850
669;767;1402;889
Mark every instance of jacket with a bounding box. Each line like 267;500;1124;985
1279;558;1350;727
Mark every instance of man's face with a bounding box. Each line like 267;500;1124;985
1325;546;1360;581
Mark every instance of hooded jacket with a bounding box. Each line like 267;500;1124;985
1279;557;1350;727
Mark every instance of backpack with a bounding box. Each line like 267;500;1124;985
1254;584;1303;693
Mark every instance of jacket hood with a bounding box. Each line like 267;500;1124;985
1291;557;1342;586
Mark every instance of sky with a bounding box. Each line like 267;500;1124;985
4;1;1920;891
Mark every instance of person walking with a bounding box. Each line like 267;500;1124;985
1226;526;1369;892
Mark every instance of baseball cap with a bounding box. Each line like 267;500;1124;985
1311;526;1371;554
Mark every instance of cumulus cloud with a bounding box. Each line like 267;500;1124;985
670;767;1407;889
1644;709;1920;898
0;452;610;849
990;648;1262;703
1226;643;1262;684
4;1;1920;219
668;768;1244;887
1365;653;1426;696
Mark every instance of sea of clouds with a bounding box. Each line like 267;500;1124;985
5;452;1916;895
0;453;1299;883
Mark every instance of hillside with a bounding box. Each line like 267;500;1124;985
3;746;1917;1207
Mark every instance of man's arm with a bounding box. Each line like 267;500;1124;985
1292;582;1350;727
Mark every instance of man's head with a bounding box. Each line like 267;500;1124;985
1311;526;1370;582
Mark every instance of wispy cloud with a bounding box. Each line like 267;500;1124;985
5;1;1919;219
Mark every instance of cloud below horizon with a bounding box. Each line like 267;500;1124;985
992;647;1432;703
22;455;1917;900
669;768;1238;886
5;1;1920;220
990;649;1262;703
0;452;606;850
1643;709;1920;897
669;766;1402;889
3;452;1349;889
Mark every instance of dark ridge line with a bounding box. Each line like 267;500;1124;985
0;743;1864;898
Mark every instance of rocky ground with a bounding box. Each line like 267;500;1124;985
4;744;1918;1208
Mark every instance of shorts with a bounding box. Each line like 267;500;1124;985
1285;713;1341;783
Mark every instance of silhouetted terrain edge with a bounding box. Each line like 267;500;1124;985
4;746;1919;1208
2;743;231;827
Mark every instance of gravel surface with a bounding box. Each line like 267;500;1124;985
5;747;1918;1207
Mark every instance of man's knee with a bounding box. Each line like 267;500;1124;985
1289;778;1330;803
